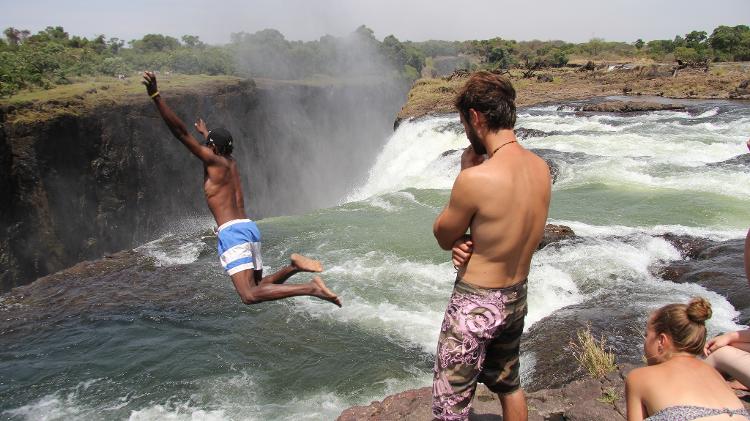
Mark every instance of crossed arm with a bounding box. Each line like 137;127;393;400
142;71;215;164
433;171;477;250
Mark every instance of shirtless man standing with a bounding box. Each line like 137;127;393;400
143;72;341;307
432;71;551;421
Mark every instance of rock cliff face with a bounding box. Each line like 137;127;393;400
0;79;407;291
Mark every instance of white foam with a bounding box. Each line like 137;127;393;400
695;107;720;119
136;235;206;267
345;109;750;206
3;395;86;421
549;219;747;241
346;116;464;201
296;252;454;352
526;264;582;327
128;404;227;421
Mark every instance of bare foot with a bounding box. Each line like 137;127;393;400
311;276;342;307
291;253;323;273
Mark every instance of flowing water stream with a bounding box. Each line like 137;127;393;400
2;98;749;420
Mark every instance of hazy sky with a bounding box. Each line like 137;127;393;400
2;0;748;44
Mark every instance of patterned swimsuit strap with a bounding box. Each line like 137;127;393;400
649;405;750;421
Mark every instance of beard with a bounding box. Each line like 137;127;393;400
466;123;487;155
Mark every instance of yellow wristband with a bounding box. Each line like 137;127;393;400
150;91;160;99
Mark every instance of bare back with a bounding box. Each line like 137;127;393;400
459;146;551;288
204;157;247;227
627;358;748;421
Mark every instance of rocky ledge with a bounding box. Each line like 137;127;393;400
570;100;685;113
338;364;634;421
338;364;750;421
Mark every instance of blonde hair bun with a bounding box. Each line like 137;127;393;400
686;297;712;324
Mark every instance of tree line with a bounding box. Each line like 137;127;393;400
1;24;749;98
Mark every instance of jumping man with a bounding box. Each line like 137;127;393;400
143;72;341;307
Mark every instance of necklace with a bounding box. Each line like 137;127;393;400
490;140;517;157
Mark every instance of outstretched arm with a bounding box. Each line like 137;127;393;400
143;71;215;163
705;329;750;355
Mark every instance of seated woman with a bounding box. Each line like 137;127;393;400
626;297;749;421
704;329;750;390
703;226;750;390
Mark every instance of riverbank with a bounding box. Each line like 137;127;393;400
398;62;750;123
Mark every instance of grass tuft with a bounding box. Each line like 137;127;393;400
569;323;616;379
597;387;620;405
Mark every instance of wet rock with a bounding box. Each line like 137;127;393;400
546;159;560;184
522;295;645;392
434;120;464;134
539;224;576;250
531;148;595;185
707;153;750;169
338;387;432;420
440;149;460;158
653;235;750;324
659;233;717;260
576;101;685;113
515;127;551;140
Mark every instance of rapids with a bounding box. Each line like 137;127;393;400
1;98;749;420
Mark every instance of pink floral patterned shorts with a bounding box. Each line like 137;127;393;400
432;278;527;421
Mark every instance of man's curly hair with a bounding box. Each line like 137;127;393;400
454;71;517;131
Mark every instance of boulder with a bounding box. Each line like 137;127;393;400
707;153;750;169
515;127;552;140
577;101;685;113
653;235;750;324
539;224;576;250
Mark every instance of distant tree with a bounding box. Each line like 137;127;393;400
709;25;750;61
3;27;30;47
353;25;377;43
380;34;425;75
67;36;88;48
674;46;710;66
108;37;124;54
583;38;605;57
685;30;707;49
634;39;644;50
99;56;129;76
40;26;69;42
90;35;107;54
181;35;205;48
130;34;180;52
488;45;513;68
672;35;686;49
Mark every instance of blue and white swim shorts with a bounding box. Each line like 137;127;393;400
217;219;263;275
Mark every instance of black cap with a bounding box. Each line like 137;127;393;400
207;128;233;155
